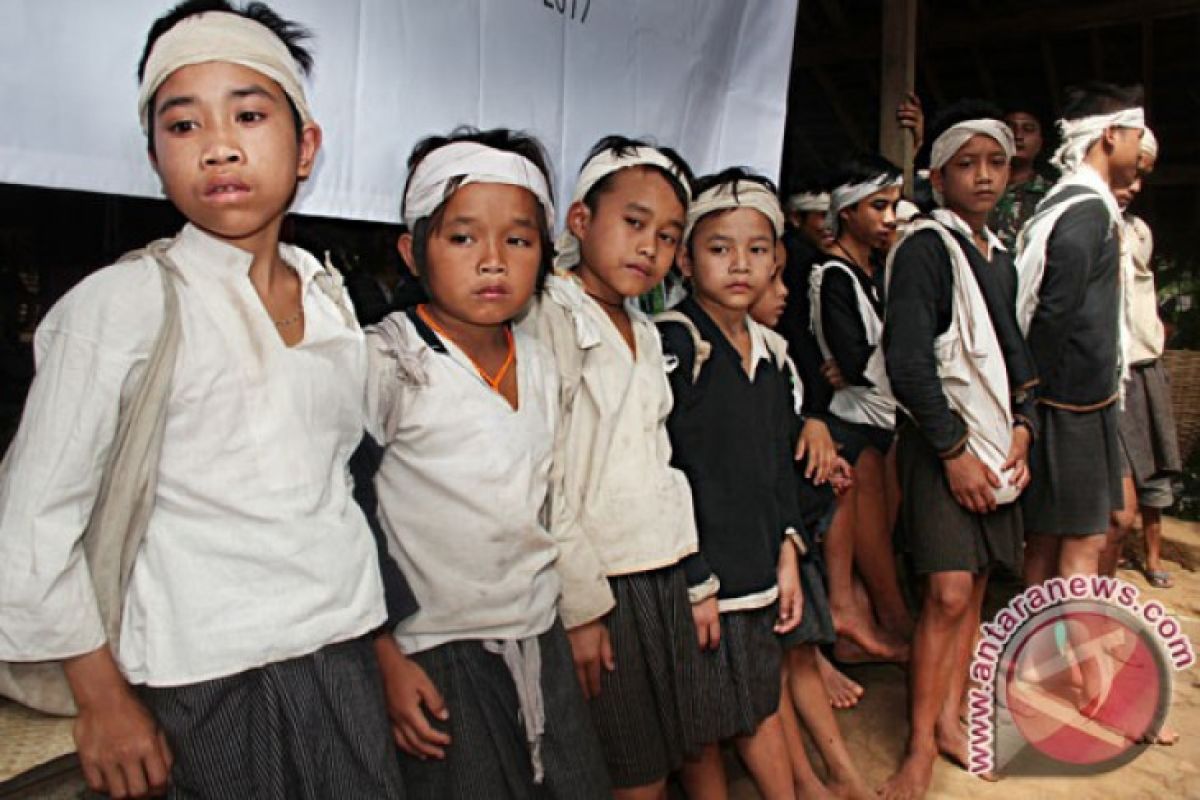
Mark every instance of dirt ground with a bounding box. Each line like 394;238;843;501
728;516;1200;799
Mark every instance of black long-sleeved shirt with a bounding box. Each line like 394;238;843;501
815;256;885;387
883;222;1038;456
1026;187;1121;406
658;298;805;601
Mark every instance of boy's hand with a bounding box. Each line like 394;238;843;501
944;450;1002;514
566;619;615;700
897;91;925;153
374;634;451;760
796;418;837;485
820;359;847;390
1001;426;1032;491
691;596;721;651
829;456;855;494
64;647;172;799
774;543;803;634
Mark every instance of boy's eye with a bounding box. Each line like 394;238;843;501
708;245;728;255
236;110;266;124
625;217;644;230
751;245;770;255
659;232;678;246
166;119;197;134
448;233;473;245
507;236;533;247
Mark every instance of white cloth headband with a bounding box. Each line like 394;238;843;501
929;119;1015;171
554;146;690;270
138;11;313;133
1140;127;1159;159
402;141;555;230
825;174;903;235
683;180;785;244
1050;107;1145;174
786;192;830;213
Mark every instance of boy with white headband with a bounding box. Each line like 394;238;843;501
523;135;713;798
808;153;912;664
366;127;610;798
1103;128;1182;593
880;100;1038;800
0;2;405;797
1016;82;1146;587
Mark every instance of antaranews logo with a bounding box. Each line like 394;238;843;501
968;575;1194;777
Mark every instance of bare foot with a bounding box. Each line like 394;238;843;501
935;718;969;770
878;746;936;800
818;650;865;708
833;634;909;665
1140;723;1180;746
827;771;874;799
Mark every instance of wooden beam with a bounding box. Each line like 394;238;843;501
880;0;918;187
811;67;868;151
1039;36;1063;116
791;0;1198;67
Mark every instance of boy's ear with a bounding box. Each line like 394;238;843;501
296;122;323;180
396;232;419;277
677;239;695;279
929;166;945;197
566;200;593;243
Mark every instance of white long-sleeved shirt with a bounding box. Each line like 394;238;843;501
0;224;385;686
1122;214;1164;364
365;310;561;655
521;274;699;629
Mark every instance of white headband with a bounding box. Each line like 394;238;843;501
402;141;555;231
683;180;785;245
929;119;1015;205
138;11;313;133
554;146;690;270
1050;107;1145;174
1140;127;1159;159
825;174;904;235
930;119;1015;171
786;192;830;213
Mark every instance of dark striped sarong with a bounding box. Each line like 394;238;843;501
588;565;709;787
399;620;610;800
137;636;405;799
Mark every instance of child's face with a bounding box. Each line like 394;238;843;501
749;243;789;329
1107;126;1145;192
933;134;1010;219
1004;112;1043;163
681;207;776;315
570;167;685;299
838;186;900;252
1115;151;1156;210
149;61;320;252
402;182;542;328
800;210;834;251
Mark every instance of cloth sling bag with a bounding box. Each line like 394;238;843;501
885;218;1019;505
0;239;184;716
808;261;896;430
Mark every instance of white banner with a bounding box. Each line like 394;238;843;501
0;0;797;223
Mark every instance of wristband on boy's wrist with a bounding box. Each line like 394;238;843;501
687;575;721;604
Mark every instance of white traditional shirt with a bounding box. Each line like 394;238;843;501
365;310;561;654
0;224;385;686
521;274;700;629
1122;214;1164;363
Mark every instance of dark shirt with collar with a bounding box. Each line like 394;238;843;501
779;228;834;416
816;255;884;387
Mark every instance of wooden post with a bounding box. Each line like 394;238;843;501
880;0;918;191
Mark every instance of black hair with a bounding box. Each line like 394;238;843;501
926;98;1005;147
686;166;779;254
828;152;902;192
1061;82;1144;121
578;135;695;215
139;1;314;151
401;127;556;295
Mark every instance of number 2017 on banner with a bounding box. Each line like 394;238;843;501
544;0;591;23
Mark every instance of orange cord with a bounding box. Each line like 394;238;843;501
416;305;515;392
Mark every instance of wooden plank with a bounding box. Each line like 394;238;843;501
880;0;918;187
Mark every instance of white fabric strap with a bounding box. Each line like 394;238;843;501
483;637;546;783
138;11;313;133
403;141;554;230
683;180;785;245
786;192;830;213
826;174;903;235
1050;107;1145;174
930;119;1015;171
554;147;690;270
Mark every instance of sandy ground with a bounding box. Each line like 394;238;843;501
727;516;1200;799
